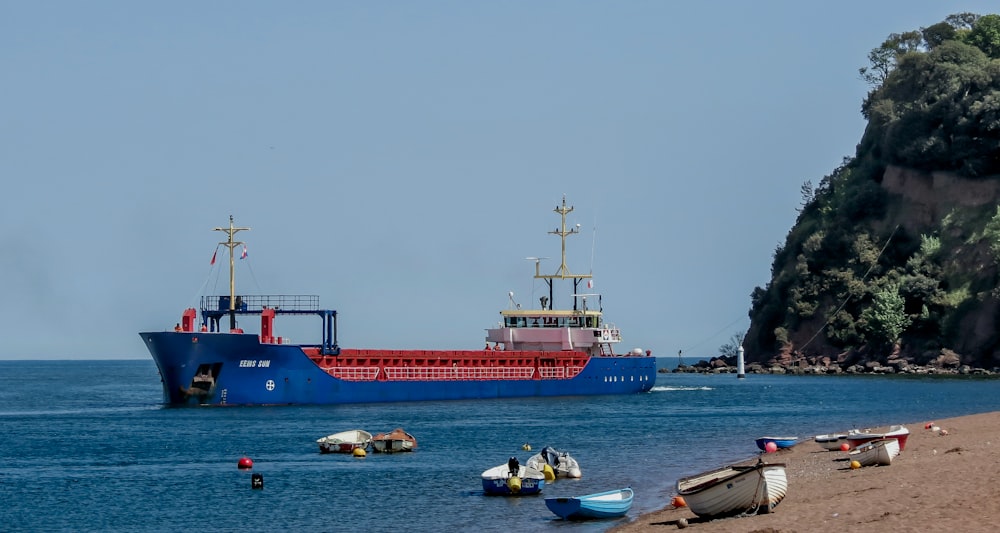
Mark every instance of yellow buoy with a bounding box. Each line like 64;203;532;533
353;448;366;458
522;443;531;451
507;476;522;493
542;464;556;481
850;460;862;469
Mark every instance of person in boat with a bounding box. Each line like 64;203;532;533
174;323;182;332
507;456;520;477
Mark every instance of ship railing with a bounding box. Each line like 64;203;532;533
382;366;536;381
538;366;584;379
324;366;380;381
201;294;321;313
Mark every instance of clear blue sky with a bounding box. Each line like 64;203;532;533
4;2;996;360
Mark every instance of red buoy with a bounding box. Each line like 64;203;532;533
238;456;254;469
840;443;850;452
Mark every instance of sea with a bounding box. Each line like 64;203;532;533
3;359;1000;533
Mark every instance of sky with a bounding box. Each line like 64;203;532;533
3;1;998;360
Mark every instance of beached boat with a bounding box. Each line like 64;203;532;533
316;429;372;454
848;438;900;466
526;446;582;478
545;487;633;520
371;428;416;453
676;460;788;518
846;425;910;451
814;433;848;451
755;436;798;451
141;201;657;406
481;458;546;495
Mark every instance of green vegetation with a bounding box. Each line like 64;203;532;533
744;13;1000;369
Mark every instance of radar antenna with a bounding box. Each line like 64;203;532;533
534;196;592;310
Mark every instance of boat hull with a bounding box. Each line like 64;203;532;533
814;434;848;451
545;488;633;520
371;429;416;453
849;438;900;466
481;465;546;495
317;430;372;454
676;462;788;519
140;331;658;406
846;425;910;451
755;437;797;451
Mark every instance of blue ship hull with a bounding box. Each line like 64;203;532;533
141;331;658;406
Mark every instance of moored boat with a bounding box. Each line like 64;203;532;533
371;428;416;453
846;425;910;451
848;438;900;466
545;487;633;520
755;436;798;451
676;460;788;518
526;446;582;478
140;201;657;406
316;429;372;454
481;457;546;495
814;433;848;451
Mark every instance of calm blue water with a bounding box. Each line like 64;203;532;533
3;360;1000;532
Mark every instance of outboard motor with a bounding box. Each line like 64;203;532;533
507;456;520;477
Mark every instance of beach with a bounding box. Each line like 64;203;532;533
613;411;1000;533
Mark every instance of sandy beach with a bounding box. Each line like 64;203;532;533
613;411;1000;533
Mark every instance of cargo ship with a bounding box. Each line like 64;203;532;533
141;198;657;406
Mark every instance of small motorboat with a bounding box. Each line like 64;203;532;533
371;428;417;453
481;457;546;495
526;446;582;478
676;460;788;518
755;436;798;451
846;425;909;451
545;487;633;520
316;429;372;454
814;433;848;451
849;438;900;466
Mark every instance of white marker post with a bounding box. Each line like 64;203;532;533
737;345;746;379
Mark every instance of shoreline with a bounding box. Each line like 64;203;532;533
612;411;1000;532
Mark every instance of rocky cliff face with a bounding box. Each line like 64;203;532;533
745;165;1000;370
879;166;1000;229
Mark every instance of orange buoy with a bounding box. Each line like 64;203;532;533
238;456;254;469
840;443;850;452
925;422;934;429
671;495;687;508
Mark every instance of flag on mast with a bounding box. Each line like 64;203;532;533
210;249;217;265
241;245;248;260
587;278;593;289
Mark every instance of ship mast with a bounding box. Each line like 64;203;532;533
535;196;591;310
214;215;250;331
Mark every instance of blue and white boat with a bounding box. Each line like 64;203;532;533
481;459;546;495
545;487;634;520
141;199;657;406
755;436;798;451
